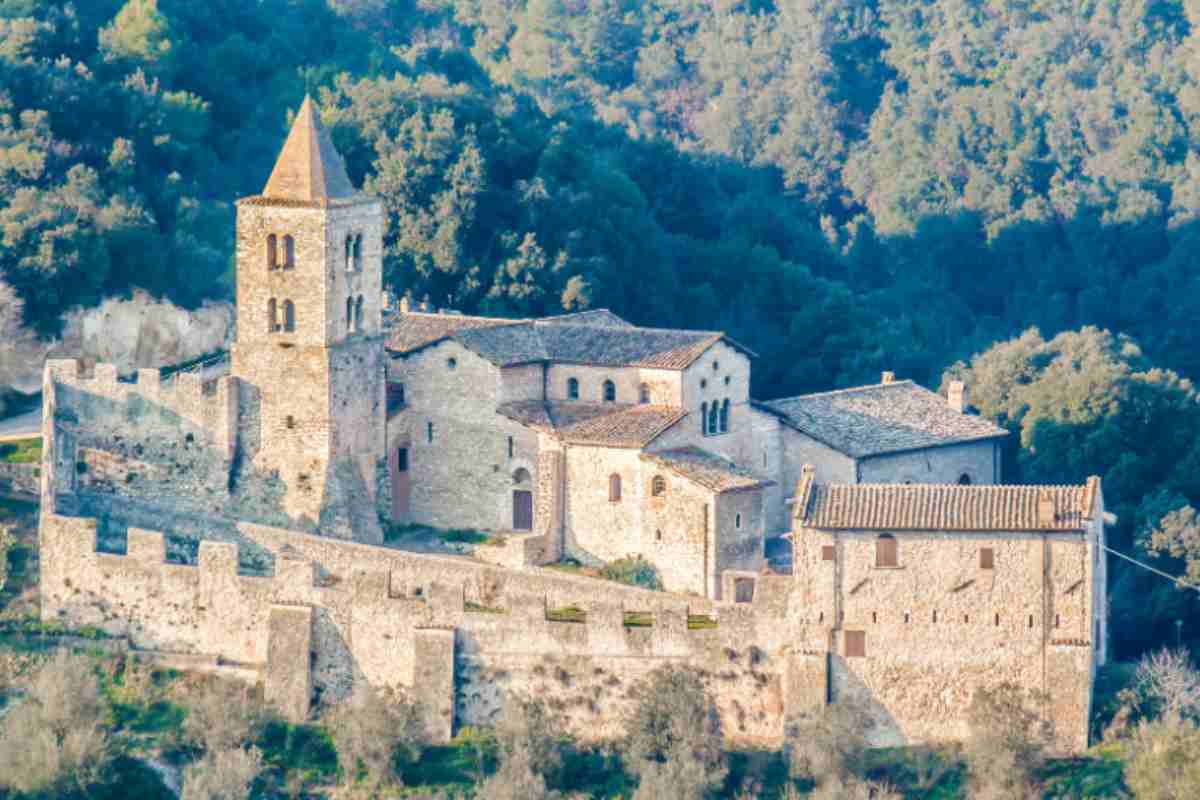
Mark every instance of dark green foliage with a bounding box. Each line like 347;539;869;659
0;436;41;464
600;556;663;591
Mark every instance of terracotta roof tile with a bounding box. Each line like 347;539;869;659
799;481;1101;531
497;401;685;448
765;380;1006;458
642;446;773;493
385;313;523;355
385;309;751;370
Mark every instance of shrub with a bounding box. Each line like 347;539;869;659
810;776;902;800
323;685;426;789
785;701;870;785
964;683;1052;800
1133;648;1200;722
600;557;663;591
475;743;559;800
181;675;270;753
0;649;114;794
180;746;263;800
624;665;726;799
1124;715;1200;800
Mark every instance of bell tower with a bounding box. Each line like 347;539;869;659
232;97;385;543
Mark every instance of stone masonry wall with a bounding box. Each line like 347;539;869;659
386;341;540;531
791;519;1103;753
545;364;681;405
858;439;999;486
39;509;808;747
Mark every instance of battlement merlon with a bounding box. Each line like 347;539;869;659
41;358;240;460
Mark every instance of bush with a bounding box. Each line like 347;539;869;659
1133;648;1200;722
180;746;263;800
0;649;114;794
1124;715;1200;800
624;665;726;799
181;675;270;753
785;701;871;786
323;685;426;790
964;683;1052;800
475;743;559;800
600;557;663;591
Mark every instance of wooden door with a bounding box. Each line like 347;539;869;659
391;446;410;518
513;490;533;530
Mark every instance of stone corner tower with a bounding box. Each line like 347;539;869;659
232;96;385;544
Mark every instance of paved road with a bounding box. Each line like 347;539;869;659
0;408;40;441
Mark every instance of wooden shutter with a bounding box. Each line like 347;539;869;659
845;630;866;658
876;535;898;568
980;547;994;569
821;545;835;561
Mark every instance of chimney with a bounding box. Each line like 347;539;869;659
1037;491;1057;528
399;295;410;313
881;371;895;384
948;380;968;413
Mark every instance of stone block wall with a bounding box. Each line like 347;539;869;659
791;524;1103;753
858;439;999;486
545;364;681;405
39;509;812;747
386;341;540;531
0;462;39;496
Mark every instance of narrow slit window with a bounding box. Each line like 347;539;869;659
282;235;295;269
427;421;434;443
719;399;729;433
639;383;650;404
567;377;579;400
283;300;295;332
507;436;514;459
701;402;708;435
267;234;278;270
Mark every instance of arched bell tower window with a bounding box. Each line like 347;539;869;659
267;298;278;332
603;379;616;402
567;377;579;400
283;300;296;332
353;234;363;271
345;234;355;271
355;295;364;332
701;402;709;435
282;235;295;270
719;399;730;433
346;296;353;332
958;473;973;485
267;235;278;270
639;383;651;404
708;402;720;436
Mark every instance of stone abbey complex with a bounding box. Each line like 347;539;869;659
38;98;1107;753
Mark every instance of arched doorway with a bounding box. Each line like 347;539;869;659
512;467;533;530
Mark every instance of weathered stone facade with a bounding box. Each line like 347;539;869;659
36;98;1100;757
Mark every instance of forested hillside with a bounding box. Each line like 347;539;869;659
2;0;1200;657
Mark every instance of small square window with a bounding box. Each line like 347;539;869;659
447;357;457;370
980;547;995;569
845;630;865;658
821;545;835;561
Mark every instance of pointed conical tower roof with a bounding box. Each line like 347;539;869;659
261;96;357;203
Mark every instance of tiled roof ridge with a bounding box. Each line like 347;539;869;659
769;379;917;404
400;310;528;324
801;478;1102;531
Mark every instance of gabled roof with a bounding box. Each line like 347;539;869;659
386;309;752;370
497;401;685;448
797;478;1102;532
764;380;1006;459
260;96;357;204
642;446;773;494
